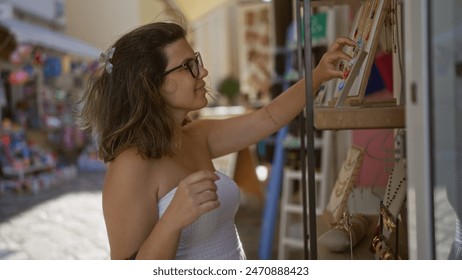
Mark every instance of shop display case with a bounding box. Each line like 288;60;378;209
292;0;407;259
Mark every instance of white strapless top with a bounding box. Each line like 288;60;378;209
158;171;246;260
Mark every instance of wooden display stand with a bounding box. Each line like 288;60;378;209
313;0;405;130
314;105;405;130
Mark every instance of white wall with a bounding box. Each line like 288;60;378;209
191;4;232;92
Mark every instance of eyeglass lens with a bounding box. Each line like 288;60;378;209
189;53;202;78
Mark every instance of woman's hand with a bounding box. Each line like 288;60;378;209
313;37;356;83
161;170;220;230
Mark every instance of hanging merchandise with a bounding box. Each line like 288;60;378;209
9;44;33;65
62;125;75;150
61;55;72;74
44;116;62;129
33;49;46;65
43;56;62;78
8;70;29;85
22;64;36;78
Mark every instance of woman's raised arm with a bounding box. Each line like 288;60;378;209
202;37;356;159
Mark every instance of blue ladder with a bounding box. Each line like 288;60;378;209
258;21;297;259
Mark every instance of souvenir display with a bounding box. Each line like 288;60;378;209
324;145;365;225
370;158;407;259
334;0;390;106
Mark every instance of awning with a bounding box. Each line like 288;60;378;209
0;18;101;59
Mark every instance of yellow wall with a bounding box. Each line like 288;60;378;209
65;0;141;50
173;0;230;21
65;0;230;50
139;0;171;24
65;0;168;51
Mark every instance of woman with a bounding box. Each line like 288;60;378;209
79;21;354;260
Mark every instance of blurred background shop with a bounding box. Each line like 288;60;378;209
0;0;460;261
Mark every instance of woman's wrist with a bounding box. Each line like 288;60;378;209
157;214;184;234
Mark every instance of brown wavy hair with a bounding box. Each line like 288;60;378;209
78;22;187;162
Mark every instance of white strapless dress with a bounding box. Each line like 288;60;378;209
158;171;246;260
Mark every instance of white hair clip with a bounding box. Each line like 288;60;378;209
99;47;115;74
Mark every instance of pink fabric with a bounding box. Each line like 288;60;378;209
353;90;396;188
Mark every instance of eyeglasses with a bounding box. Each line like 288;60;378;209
163;52;203;78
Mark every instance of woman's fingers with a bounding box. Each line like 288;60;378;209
177;170;221;209
329;37;356;51
167;171;221;228
199;199;221;213
183;170;219;185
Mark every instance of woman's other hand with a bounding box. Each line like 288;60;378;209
162;170;220;230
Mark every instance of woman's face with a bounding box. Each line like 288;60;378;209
161;38;209;118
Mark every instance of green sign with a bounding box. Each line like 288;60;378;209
311;12;327;43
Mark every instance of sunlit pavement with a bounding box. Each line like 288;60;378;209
0;171;109;260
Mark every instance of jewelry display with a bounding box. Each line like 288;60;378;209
333;0;391;107
369;158;407;259
382;158;406;223
370;203;399;259
325;145;365;225
335;50;368;108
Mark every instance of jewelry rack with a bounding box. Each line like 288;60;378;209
312;0;405;130
370;158;407;259
298;0;405;260
334;0;390;107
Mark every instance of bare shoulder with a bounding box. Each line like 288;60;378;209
102;147;159;259
104;147;156;196
182;118;214;134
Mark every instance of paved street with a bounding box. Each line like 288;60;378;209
0;171;110;260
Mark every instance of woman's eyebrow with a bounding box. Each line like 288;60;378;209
179;55;195;64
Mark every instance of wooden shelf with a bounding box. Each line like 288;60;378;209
310;0;362;8
314;105;405;130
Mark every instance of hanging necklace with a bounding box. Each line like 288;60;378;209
355;0;371;42
392;0;398;54
382;159;406;220
339;1;368;77
355;0;373;52
340;0;375;79
362;0;380;44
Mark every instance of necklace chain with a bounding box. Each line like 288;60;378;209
339;0;380;80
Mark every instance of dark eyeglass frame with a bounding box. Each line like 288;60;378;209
163;52;203;78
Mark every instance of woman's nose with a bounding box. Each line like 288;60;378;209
199;65;208;78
